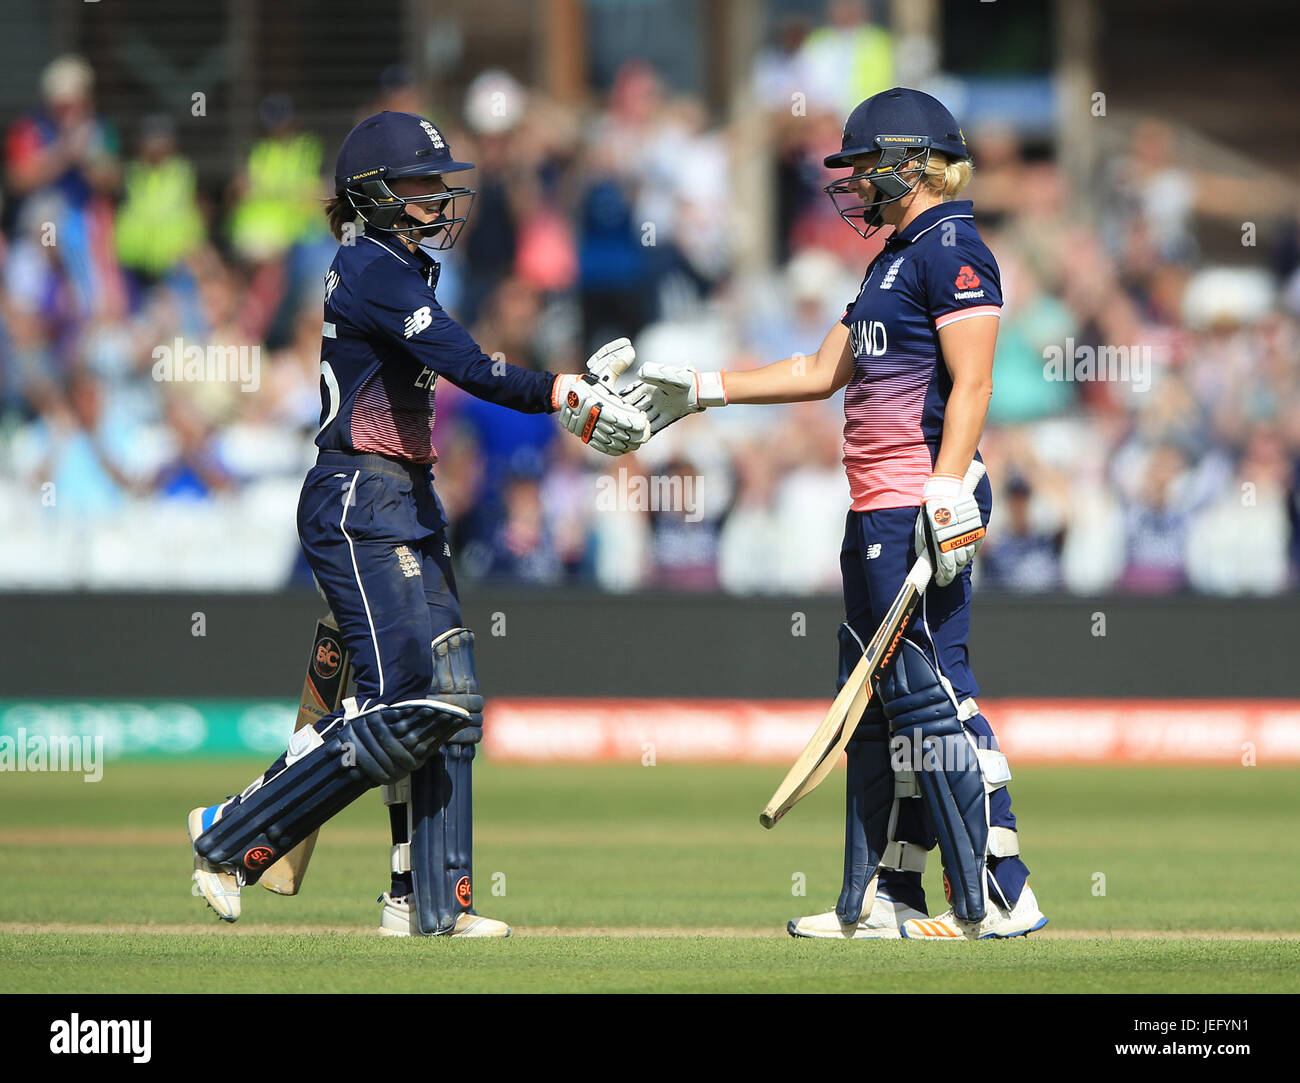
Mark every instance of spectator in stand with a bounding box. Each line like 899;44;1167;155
1105;119;1198;267
718;442;785;594
153;392;237;500
1188;426;1291;594
28;368;139;515
464;463;564;585
458;276;561;541
458;70;529;326
4;194;85;392
1119;443;1197;593
796;0;894;118
5;55;121;318
978;476;1064;592
745;247;855;370
114;115;205;298
963;125;1023;230
227;95;325;262
985;249;1077;424
647;455;728;591
577;61;663;351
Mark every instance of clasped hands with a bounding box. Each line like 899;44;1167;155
555;340;720;456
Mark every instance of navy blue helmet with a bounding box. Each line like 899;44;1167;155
334;111;476;249
823;87;969;239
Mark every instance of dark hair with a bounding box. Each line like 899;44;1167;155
324;195;359;241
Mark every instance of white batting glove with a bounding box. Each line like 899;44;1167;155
584;337;637;387
552;339;650;456
623;363;727;435
913;472;987;588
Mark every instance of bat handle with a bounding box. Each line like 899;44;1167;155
961;459;987;496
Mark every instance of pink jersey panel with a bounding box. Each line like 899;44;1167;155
350;371;439;464
842;359;933;511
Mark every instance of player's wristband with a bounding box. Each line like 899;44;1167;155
922;472;963;503
694;371;727;408
550;374;571;413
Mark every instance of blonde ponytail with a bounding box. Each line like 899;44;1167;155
922;152;973;200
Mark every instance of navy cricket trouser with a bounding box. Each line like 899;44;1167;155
840;474;1030;905
297;450;462;709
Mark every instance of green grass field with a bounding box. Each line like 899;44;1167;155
2;759;1298;992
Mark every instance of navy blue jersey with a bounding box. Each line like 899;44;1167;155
839;199;1002;510
317;228;556;464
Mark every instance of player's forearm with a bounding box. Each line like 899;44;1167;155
723;354;838;405
933;379;992;478
438;356;556;414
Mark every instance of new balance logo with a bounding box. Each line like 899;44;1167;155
865;543;882;559
403;306;433;338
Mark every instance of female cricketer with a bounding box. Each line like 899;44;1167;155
630;88;1047;940
187;111;649;936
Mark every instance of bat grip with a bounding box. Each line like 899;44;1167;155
960;459;987;496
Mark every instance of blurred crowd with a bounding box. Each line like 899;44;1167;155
3;10;1300;595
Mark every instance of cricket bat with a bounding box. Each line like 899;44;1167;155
260;615;353;895
760;461;986;829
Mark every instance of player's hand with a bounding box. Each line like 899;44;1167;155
623;363;726;435
913;473;986;587
553;356;650;456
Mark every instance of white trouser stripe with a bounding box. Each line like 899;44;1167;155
341;470;384;706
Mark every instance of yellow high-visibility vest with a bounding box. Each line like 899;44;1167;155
229;133;326;259
115;156;205;274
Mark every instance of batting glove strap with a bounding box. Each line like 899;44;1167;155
693;371;727;408
922;472;963;503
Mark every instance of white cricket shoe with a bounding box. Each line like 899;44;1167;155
787;894;928;940
188;803;243;922
900;882;1048;940
378;892;511;938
